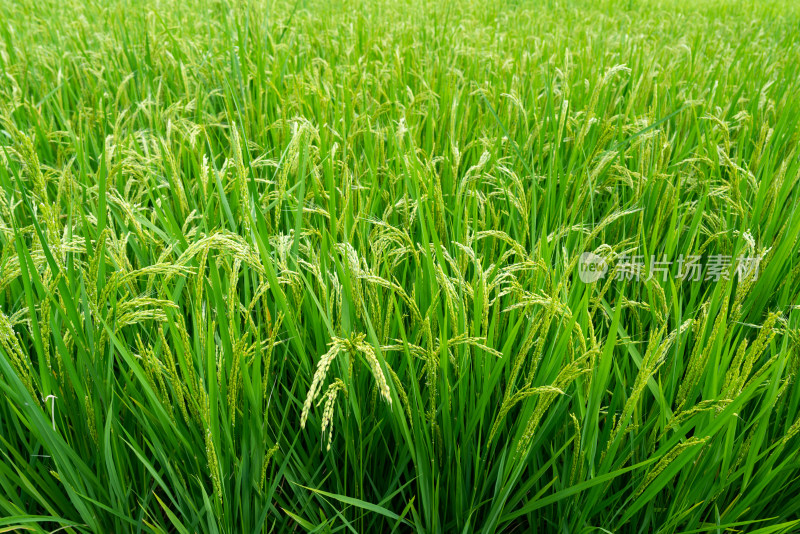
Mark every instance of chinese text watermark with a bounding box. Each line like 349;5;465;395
578;254;763;283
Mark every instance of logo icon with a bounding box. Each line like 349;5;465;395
578;252;607;283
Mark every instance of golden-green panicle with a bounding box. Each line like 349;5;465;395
556;98;569;149
501;170;531;241
677;296;727;410
358;272;421;324
369;381;378;416
589;259;617;320
319;379;347;450
194;244;209;350
84;394;98;446
213;339;225;398
447;335;502;359
422;318;438;423
774;372;791;402
477;259;491;336
227;258;241;327
106;190;150;245
504;318;538;398
231;124;252;234
300;342;342;429
352;334;392;407
259;443;280;493
137;333;157;387
518;358;590;454
607;319;691;452
721;338;750;397
433;421;443;465
302;333;392;434
366;280;381;338
262;312;283;411
0;311;39;406
434;262;459;331
87;229;112;309
205;427;224;509
228;335;250;429
298;254;327;314
275;121;310;229
665;399;732;434
199;154;211;199
37;275;55;376
735;325;767;396
647;278;668;325
246;280;271;321
175;233;265;280
525;296;559;386
729;429;754;477
578;65;629;149
730;261;757;324
196;384;223;507
333;276;343;334
136;334;173;421
605;321;667;452
115;297;179;332
739;312;781;392
489;385;565;444
569;413;582;486
12;130;60;248
337;243;365;320
174;314;199;402
159;327;190;425
56;168;76;225
453;152;488;235
0;242;18;292
0;191;10;239
386;362;412;425
160;134;189;217
381;297;395;344
633;437;709;501
448;112;462;183
100;234;132;279
430;160;447;237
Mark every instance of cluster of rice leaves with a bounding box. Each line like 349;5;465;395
1;0;800;532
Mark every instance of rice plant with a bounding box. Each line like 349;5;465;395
1;0;799;532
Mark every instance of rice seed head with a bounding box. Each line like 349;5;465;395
634;437;709;500
300;342;341;429
352;334;392;407
319;379;347;451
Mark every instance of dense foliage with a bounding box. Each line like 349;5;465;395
1;0;800;532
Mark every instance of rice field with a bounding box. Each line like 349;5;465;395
1;0;800;532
